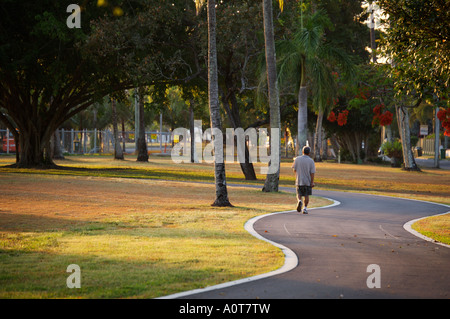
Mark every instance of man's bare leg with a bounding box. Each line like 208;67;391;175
303;196;309;214
296;194;303;212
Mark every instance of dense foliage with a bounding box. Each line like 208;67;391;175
1;0;446;171
378;0;449;100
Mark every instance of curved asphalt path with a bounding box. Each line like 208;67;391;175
166;188;450;299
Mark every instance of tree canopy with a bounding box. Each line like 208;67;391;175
0;0;200;167
1;0;446;173
378;0;450;100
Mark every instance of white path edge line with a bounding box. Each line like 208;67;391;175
157;190;449;299
157;197;340;299
403;211;450;249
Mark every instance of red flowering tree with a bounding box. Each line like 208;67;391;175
323;64;391;163
327;111;337;123
437;108;450;136
337;110;349;126
324;100;376;163
372;104;394;127
327;109;349;126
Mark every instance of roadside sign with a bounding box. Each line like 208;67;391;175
420;125;428;136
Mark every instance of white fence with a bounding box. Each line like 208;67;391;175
0;129;173;155
419;138;436;156
417;137;449;157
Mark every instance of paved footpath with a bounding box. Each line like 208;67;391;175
168;188;450;299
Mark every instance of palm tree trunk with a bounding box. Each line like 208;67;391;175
207;0;232;206
297;61;308;156
190;100;195;163
313;108;324;162
121;119;126;154
434;107;440;168
395;104;419;171
262;0;281;192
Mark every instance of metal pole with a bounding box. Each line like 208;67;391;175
434;107;440;168
369;5;377;63
135;91;139;153
83;129;87;154
71;129;74;153
94;128;97;153
160;113;163;153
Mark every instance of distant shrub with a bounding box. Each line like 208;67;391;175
381;140;403;167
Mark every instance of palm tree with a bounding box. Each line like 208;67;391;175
262;0;283;192
277;9;354;160
195;0;232;206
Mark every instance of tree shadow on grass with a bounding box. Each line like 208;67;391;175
0;163;216;182
0;247;231;299
0;163;270;190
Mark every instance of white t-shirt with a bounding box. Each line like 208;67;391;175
292;155;316;186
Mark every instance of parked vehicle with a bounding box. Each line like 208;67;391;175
1;132;16;152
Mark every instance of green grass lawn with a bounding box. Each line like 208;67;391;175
411;213;450;245
0;157;331;298
0;154;448;298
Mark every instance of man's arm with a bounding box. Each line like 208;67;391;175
310;173;315;187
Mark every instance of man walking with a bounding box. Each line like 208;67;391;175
292;146;316;214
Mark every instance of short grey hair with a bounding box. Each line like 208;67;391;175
302;146;311;155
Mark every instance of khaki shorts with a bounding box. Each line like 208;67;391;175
296;185;312;197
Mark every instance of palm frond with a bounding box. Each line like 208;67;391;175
317;43;356;82
307;57;337;111
276;39;304;92
305;9;334;32
274;7;355;111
